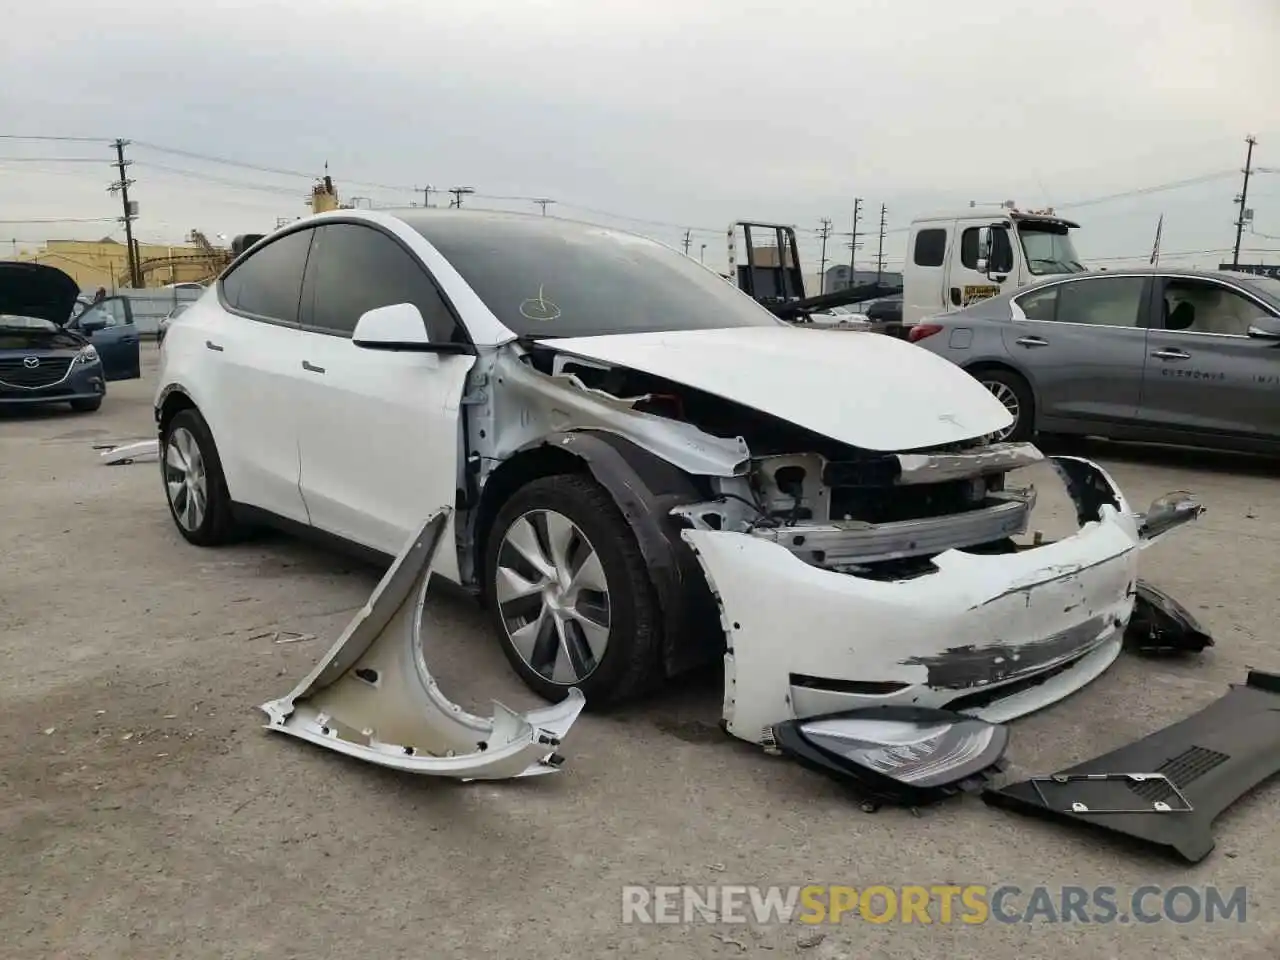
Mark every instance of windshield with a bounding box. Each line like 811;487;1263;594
1018;223;1085;276
404;212;786;338
1240;275;1280;306
0;314;58;331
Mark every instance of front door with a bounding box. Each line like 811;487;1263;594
70;296;140;380
292;222;475;574
946;222;1016;311
1138;275;1280;439
1001;274;1152;426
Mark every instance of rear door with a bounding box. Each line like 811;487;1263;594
1138;275;1280;439
1000;274;1152;426
292;221;475;572
70;296;140;380
210;226;315;524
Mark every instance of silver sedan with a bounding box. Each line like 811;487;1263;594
910;267;1280;453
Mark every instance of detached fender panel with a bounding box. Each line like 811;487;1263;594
260;509;584;779
983;670;1280;863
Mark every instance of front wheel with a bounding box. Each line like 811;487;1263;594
160;408;238;546
483;473;663;707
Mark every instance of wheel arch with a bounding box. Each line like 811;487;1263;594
960;360;1038;430
470;429;721;679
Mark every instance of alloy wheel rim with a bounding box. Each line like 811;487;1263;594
981;380;1020;442
495;509;611;684
164;426;208;532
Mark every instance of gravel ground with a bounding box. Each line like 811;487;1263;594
2;353;1279;959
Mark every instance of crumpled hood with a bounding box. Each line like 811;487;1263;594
0;261;82;326
537;326;1012;452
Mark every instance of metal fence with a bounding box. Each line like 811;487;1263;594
85;285;205;337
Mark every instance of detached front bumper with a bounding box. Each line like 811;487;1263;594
683;457;1200;746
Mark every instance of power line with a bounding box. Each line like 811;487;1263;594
0;156;109;163
0;217;118;224
0;134;112;143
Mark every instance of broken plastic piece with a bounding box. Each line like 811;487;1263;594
983;669;1280;863
1029;773;1193;814
1136;491;1205;544
1124;580;1214;655
770;706;1009;808
100;439;160;465
259;508;585;779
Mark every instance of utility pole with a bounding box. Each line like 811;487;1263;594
700;243;707;264
109;138;141;288
682;229;692;256
848;198;864;280
533;198;555;216
448;186;475;209
875;203;888;285
1232;135;1258;269
817;218;833;293
416;185;436;208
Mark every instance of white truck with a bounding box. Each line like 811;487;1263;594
900;204;1086;325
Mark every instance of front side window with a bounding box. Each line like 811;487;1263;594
407;214;785;339
1162;278;1273;337
76;298;128;328
300;223;466;342
220;228;314;324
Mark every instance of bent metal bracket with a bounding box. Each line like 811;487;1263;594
259;508;585;779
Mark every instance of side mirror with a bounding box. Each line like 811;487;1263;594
352;303;432;350
1246;314;1280;340
79;316;107;333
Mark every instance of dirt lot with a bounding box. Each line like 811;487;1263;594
3;352;1279;959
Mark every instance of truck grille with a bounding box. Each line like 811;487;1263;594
0;356;72;389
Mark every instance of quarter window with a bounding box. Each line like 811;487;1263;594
913;229;947;268
220;228;314;324
301;223;466;342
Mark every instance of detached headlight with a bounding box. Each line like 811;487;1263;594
75;345;99;365
769;706;1008;808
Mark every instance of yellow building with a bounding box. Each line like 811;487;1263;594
14;237;229;291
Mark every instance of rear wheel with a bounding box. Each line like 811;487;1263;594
161;408;238;545
483;474;662;707
69;397;102;413
972;367;1035;442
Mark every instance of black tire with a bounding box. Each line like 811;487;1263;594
483;473;662;708
160;408;238;546
69;397;102;413
971;367;1035;442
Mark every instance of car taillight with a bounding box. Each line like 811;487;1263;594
908;323;944;343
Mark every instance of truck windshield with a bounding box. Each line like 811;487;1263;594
1018;224;1085;275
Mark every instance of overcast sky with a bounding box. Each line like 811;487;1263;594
3;0;1279;271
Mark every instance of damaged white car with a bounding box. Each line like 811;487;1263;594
154;209;1200;766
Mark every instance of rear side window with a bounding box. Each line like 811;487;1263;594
913;229;946;267
301;223;467;343
220;228;314;324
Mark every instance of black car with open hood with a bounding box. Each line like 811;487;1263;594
0;261;115;412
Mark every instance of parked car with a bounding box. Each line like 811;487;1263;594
910;268;1280;451
0;262;113;412
63;294;142;381
154;209;1192;741
158;301;192;346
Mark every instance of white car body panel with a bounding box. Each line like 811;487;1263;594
261;510;584;777
685;479;1143;745
293;328;474;573
538;326;1013;452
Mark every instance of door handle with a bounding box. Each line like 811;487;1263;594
205;340;224;352
302;360;326;374
949;287;962;306
1015;336;1049;347
1151;348;1191;361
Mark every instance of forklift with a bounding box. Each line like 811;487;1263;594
727;221;904;336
